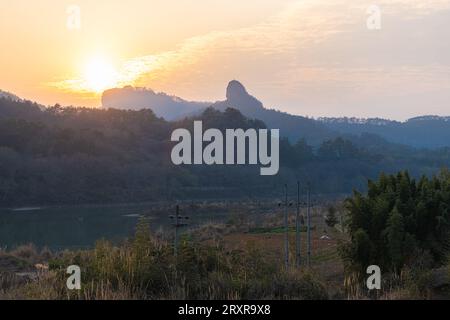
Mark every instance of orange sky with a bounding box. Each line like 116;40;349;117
1;0;450;120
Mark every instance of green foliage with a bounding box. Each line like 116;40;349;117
318;137;363;160
325;206;338;228
342;170;450;276
4;97;450;205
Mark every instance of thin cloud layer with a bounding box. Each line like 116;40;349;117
52;0;450;119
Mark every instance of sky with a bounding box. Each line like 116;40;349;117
0;0;450;120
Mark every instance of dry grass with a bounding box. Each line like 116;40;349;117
1;202;447;300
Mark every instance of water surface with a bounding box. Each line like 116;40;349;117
0;203;232;250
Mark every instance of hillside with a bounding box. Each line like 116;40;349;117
102;81;336;145
102;86;209;121
319;116;450;148
211;81;335;144
102;81;450;148
2;96;450;206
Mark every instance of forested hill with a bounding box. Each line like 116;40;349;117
103;81;336;144
1;97;450;206
103;81;450;148
319;116;450;148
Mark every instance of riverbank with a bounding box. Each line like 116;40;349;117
2;206;448;300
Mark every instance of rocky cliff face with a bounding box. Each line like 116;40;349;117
213;80;265;117
102;81;335;144
212;81;334;143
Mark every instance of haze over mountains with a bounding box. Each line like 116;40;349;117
103;81;335;144
319;117;450;149
1;82;450;149
0;90;21;102
3;86;450;205
102;86;209;121
102;80;450;149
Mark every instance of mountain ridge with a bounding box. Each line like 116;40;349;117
100;81;450;148
318;116;450;148
102;86;210;121
3;95;450;205
4;81;450;148
102;81;337;144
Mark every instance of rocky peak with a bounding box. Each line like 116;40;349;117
226;80;248;101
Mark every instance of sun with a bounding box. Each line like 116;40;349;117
83;56;119;93
51;54;149;94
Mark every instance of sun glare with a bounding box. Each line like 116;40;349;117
51;53;160;95
83;56;119;93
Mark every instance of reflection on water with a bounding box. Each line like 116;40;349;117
0;203;230;250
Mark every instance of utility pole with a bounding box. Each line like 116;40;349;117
279;184;292;271
284;184;289;270
306;183;312;268
169;205;189;257
295;181;301;269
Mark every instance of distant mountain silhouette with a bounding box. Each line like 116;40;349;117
102;81;335;144
213;80;265;115
102;86;209;121
101;81;450;148
319;116;450;148
211;80;335;144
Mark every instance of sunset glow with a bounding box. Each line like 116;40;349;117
0;0;449;118
82;56;118;93
3;1;450;302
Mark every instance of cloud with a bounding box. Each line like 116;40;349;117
51;0;450;119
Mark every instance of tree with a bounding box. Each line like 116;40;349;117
341;170;450;276
317;137;360;160
325;205;338;228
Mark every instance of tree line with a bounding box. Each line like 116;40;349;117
2;97;450;206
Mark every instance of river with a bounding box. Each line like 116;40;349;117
0;203;237;250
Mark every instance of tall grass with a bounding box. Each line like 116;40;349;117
1;217;328;300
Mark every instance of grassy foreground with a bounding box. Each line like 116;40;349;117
1;205;449;300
